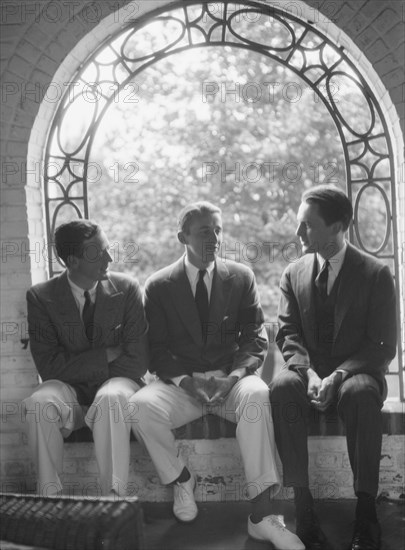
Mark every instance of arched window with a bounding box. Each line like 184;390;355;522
43;0;402;398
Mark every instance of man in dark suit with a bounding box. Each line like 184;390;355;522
129;201;305;550
270;185;397;550
23;220;148;497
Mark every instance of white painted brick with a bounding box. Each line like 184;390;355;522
64;442;96;458
0;388;33;406
4;272;32;290
9;125;32;143
375;54;402;77
8;107;36;129
3;459;30;477
2;69;27;94
0;441;31;463
130;457;154;473
385;22;405;50
25;186;43;203
383;67;405;89
7;54;34;79
5;140;29;158
331;2;356;26
1;398;24;422
62;459;78;474
52;435;405;501
0;432;22;446
379;468;404;485
1;204;27;221
333;470;353;487
374;8;401;34
314;452;342;469
0;295;26;319
1;369;37;389
189;454;213;472
211;454;243;471
309;435;346;452
15;371;39;388
0;84;21;108
0;478;34;493
4;357;38;378
366;38;391;63
1;219;30;238
380;453;396;469
0;103;16;126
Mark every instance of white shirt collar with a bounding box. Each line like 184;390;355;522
184;256;215;299
67;273;98;300
184;256;215;282
316;241;347;277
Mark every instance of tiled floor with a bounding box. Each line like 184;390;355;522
143;499;404;550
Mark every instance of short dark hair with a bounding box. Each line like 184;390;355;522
302;185;353;230
54;220;101;265
178;201;222;233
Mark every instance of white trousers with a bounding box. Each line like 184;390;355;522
23;377;141;497
129;375;281;499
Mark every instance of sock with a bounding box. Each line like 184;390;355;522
294;487;314;513
173;467;191;485
356;492;377;523
250;487;273;524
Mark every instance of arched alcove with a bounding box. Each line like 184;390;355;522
0;0;402;497
25;0;403;398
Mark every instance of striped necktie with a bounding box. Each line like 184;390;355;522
315;260;330;300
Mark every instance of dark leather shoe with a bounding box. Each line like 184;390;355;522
296;507;328;550
351;518;381;550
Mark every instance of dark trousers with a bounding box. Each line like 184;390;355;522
269;369;384;497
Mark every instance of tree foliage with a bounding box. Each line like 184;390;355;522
87;43;383;320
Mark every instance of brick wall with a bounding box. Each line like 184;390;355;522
5;435;403;503
1;0;404;495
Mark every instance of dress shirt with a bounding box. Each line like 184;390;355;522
67;274;98;316
184;257;215;301
315;241;349;380
316;241;347;296
170;257;246;387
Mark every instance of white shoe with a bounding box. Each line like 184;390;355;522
173;475;198;522
248;514;305;550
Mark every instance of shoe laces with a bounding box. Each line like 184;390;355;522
174;480;194;503
266;515;288;532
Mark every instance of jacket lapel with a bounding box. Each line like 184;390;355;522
50;272;88;349
207;260;234;343
333;243;364;342
296;254;318;349
169;257;203;346
93;277;123;345
168;257;235;347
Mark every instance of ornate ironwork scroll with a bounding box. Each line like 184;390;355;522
43;0;401;395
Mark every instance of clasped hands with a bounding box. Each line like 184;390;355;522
180;373;238;405
307;368;342;411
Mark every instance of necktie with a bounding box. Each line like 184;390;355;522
82;290;95;341
195;270;209;341
315;260;330;300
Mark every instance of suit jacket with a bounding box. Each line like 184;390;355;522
276;243;397;387
144;256;268;380
27;271;149;404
